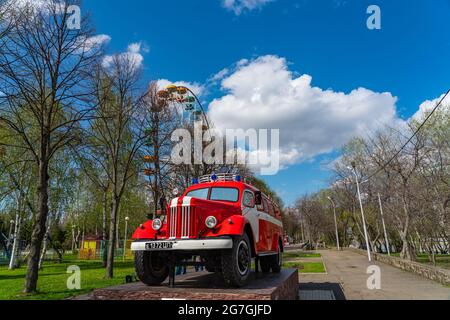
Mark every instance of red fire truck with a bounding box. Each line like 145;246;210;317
131;174;284;287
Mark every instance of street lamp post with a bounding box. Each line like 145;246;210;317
351;162;372;262
71;225;76;252
378;193;391;256
327;197;340;251
123;217;129;260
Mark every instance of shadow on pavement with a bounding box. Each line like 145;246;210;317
299;282;346;300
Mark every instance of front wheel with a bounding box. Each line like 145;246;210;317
221;234;252;287
134;251;169;286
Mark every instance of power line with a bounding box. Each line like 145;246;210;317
366;89;450;181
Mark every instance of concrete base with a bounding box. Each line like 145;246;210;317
88;269;298;300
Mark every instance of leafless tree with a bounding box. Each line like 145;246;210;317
0;0;104;292
82;55;147;278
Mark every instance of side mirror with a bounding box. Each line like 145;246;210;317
254;191;262;206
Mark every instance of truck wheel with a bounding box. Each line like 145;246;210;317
259;257;271;273
221;234;251;287
134;251;169;286
271;243;282;273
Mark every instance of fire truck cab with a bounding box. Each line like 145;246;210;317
131;174;284;287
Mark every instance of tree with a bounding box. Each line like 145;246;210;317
0;0;103;292
85;55;146;279
141;82;181;217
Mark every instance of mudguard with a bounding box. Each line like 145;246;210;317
132;220;168;240
201;215;246;237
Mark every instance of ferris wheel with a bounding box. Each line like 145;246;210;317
142;84;213;215
142;84;212;183
157;84;211;130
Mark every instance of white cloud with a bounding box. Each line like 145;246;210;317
102;42;147;70
4;0;64;14
412;93;450;121
209;68;230;83
76;34;111;53
221;0;274;15
208;55;400;168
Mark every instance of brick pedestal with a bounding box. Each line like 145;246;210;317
89;269;298;300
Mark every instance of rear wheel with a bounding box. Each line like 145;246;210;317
271;242;282;273
221;234;252;287
260;256;271;273
134;251;169;286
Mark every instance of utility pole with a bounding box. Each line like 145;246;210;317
327;197;340;251
378;193;391;256
350;162;372;262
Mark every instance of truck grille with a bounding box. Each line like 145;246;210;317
169;202;195;239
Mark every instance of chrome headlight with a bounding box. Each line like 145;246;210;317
205;216;217;229
152;218;162;231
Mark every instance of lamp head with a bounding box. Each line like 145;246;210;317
351;161;356;169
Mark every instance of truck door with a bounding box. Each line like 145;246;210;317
241;190;260;252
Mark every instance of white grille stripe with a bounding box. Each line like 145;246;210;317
170;206;177;239
169;197;193;239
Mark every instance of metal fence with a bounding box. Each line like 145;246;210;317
0;240;27;266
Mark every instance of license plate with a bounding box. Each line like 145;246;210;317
145;241;174;250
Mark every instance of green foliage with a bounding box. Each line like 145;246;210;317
0;257;135;300
247;176;284;209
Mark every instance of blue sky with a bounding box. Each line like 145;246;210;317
84;0;450;206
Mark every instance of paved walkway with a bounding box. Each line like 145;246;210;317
299;250;450;300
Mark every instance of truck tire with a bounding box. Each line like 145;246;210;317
271;242;282;273
259;256;271;273
134;251;169;286
221;234;251;287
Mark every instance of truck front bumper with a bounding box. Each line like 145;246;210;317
131;238;233;252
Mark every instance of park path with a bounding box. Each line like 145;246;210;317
298;249;450;300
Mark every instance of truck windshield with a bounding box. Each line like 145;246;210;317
186;187;239;202
186;188;209;200
210;188;239;202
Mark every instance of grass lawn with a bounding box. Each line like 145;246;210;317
283;261;326;273
0;257;135;300
0;251;326;300
283;251;321;259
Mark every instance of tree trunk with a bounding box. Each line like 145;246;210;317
9;214;21;270
102;190;108;268
24;158;50;293
399;198;416;261
105;196;119;279
38;224;51;270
